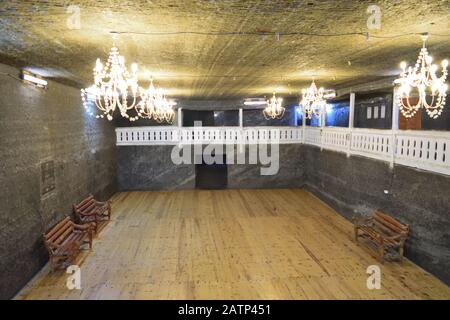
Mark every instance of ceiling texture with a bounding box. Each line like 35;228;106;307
0;0;449;99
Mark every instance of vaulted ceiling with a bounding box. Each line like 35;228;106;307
0;0;449;99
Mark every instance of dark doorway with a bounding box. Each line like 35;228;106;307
195;153;227;189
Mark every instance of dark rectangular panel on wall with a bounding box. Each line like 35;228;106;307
354;92;393;129
40;160;56;196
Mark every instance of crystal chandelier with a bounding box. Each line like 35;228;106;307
81;34;140;121
136;78;175;124
263;92;285;120
300;80;326;119
394;34;448;119
153;90;176;124
135;79;157;119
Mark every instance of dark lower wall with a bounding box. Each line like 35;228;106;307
117;144;305;191
303;145;450;285
228;144;305;189
0;63;117;299
117;145;195;191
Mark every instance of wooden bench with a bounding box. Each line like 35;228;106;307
353;210;409;263
43;216;94;271
73;195;111;234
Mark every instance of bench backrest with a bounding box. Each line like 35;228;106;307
73;195;96;214
373;210;409;236
44;216;74;247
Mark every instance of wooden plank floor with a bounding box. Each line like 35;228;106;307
16;189;450;300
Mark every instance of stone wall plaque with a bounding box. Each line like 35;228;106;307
41;160;55;196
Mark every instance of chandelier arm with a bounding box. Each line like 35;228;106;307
94;95;110;113
404;95;418;111
424;94;436;110
278;107;286;119
126;95;138;110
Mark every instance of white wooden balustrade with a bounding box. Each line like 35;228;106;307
116;126;450;176
394;130;450;176
116;127;303;145
350;128;393;161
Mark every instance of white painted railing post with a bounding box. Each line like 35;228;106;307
347;92;356;157
239;108;243;128
392;87;399;131
349;93;355;130
177;108;183;128
302;105;306;143
176;108;183;145
320;104;326;150
239;108;244;153
321;104;326;129
391;86;400;168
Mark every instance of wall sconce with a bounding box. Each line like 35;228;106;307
20;70;48;89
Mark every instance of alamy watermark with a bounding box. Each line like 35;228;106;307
367;5;382;30
366;265;381;290
66;5;81;30
66;265;81;290
170;121;280;176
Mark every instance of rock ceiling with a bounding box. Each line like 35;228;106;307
0;0;449;99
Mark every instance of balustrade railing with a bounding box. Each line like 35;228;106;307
116;126;450;175
116;126;304;145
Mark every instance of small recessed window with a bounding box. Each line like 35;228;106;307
374;106;379;119
367;107;372;119
380;105;386;119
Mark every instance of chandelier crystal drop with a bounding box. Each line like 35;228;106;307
81;38;140;121
300;80;326;119
395;34;448;119
263;92;285;120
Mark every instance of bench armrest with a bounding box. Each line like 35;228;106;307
352;215;373;226
76;210;98;217
385;233;408;242
73;222;95;232
95;200;111;207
